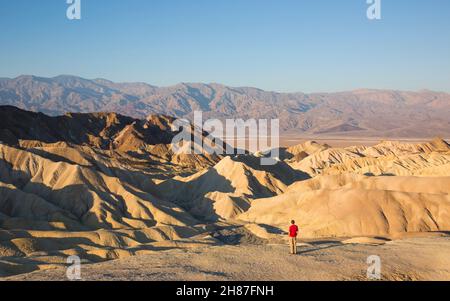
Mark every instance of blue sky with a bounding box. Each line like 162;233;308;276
0;0;449;92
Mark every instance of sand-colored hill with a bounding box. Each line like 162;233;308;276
155;156;307;221
0;141;219;276
240;139;450;237
285;140;330;159
239;174;450;238
288;138;450;176
0;143;200;230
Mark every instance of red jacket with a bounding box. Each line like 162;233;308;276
289;225;299;238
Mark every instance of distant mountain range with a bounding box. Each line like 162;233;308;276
1;75;449;138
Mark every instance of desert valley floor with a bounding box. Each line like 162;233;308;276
0;106;450;280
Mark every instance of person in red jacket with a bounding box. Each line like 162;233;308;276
289;220;299;254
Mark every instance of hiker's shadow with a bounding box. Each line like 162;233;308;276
297;240;344;255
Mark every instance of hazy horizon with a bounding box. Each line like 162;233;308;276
2;74;450;95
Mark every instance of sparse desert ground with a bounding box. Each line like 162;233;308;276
4;232;450;281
